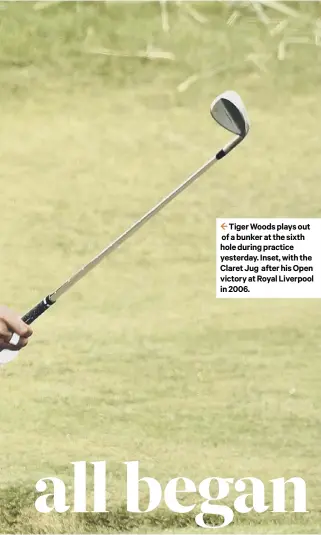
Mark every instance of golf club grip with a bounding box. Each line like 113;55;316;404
22;295;55;325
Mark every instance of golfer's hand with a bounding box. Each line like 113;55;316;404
0;306;33;351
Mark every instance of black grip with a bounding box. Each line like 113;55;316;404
216;149;226;160
22;295;55;325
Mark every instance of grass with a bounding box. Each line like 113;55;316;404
0;1;321;533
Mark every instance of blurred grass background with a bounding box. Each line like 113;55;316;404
0;1;321;533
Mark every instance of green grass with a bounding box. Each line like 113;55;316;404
0;1;321;533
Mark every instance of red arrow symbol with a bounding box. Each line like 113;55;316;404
221;223;227;230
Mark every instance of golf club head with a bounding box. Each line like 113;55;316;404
0;333;20;364
210;90;249;138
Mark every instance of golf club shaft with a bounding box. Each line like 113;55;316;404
15;135;239;328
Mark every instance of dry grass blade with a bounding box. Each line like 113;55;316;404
269;19;289;37
278;37;314;61
176;0;208;25
159;0;170;33
182;4;208;24
256;1;303;19
226;10;241;26
86;46;175;62
177;63;239;93
314;18;321;46
250;1;270;26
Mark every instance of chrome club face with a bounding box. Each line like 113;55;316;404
210;90;250;138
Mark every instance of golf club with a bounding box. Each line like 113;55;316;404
0;90;250;364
